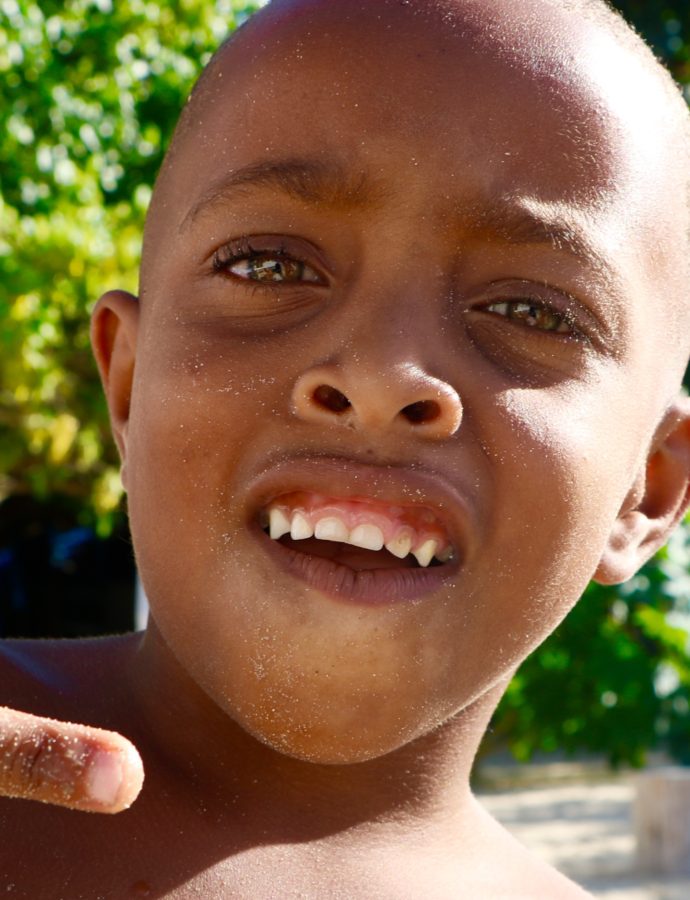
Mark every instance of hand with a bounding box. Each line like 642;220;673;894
0;706;144;813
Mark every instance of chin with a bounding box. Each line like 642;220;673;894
222;679;452;766
245;720;414;765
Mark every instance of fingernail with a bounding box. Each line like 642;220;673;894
85;750;123;807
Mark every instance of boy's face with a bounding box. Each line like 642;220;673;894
102;0;689;762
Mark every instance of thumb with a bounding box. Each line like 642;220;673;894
0;707;144;813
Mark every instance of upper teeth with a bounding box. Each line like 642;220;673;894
269;507;292;539
290;512;313;541
266;506;452;567
385;530;413;559
314;516;349;543
414;539;437;568
350;523;384;551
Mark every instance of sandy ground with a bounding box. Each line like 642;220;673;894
477;779;690;899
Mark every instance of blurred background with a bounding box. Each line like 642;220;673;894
1;0;690;775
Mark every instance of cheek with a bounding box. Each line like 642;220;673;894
127;335;280;484
124;342;280;601
484;382;642;611
501;382;638;494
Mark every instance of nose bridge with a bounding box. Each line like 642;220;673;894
290;290;463;439
339;273;443;380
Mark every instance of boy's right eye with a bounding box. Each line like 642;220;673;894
212;239;324;285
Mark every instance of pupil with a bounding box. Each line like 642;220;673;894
251;258;284;280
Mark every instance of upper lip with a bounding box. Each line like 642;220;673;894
243;453;474;556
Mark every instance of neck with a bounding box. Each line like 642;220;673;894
126;620;506;845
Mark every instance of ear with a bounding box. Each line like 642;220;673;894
90;290;139;486
594;396;690;585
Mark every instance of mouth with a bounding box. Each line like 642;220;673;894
247;459;467;605
260;491;454;570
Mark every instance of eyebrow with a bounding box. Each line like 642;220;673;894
181;156;614;278
461;198;611;273
180;157;388;231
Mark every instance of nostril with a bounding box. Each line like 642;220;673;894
313;384;352;414
401;399;441;424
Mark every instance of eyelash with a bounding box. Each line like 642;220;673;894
212;238;323;286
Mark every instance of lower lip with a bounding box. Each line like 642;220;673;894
255;527;457;606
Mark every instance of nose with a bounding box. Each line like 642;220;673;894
291;362;462;439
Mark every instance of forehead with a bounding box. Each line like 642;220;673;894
176;0;623;196
165;0;672;226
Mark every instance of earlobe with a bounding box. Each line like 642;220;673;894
90;290;140;480
594;397;690;585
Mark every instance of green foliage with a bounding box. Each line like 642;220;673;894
2;0;690;764
0;0;261;531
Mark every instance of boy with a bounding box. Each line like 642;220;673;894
2;0;690;895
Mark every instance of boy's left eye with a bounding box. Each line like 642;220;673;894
213;245;323;285
483;300;574;334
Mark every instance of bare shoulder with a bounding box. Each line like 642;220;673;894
0;632;141;724
455;797;593;899
506;858;592;899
